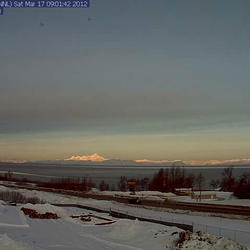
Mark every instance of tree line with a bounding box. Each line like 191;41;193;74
102;167;197;192
0;167;249;199
210;167;250;199
101;167;250;199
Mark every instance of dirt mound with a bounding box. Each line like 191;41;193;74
21;207;59;219
174;231;248;250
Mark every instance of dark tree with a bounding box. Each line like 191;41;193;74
210;179;221;190
233;173;250;199
118;176;127;192
149;167;193;192
195;173;205;201
99;180;110;191
221;167;235;191
184;174;195;188
149;168;165;192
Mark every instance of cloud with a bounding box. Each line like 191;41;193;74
2;87;250;134
66;153;108;162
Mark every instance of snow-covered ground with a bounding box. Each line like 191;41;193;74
0;202;182;250
93;189;250;206
0;185;250;248
2;182;250;206
96;190;176;199
0;202;248;250
175;231;248;250
171;191;250;206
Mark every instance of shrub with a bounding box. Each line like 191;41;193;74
0;191;45;204
21;207;59;219
38;177;95;192
233;173;250;199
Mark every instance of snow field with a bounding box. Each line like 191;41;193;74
0;185;250;248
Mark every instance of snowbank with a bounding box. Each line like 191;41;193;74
143;195;164;201
214;191;234;200
0;186;9;192
172;232;249;250
108;219;143;240
0;234;32;250
93;190;176;198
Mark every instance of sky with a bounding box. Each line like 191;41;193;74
0;0;250;161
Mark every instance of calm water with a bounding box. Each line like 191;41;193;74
0;163;249;189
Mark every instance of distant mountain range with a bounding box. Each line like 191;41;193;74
1;153;250;167
65;154;250;166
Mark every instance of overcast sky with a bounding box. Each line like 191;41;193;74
1;0;250;161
